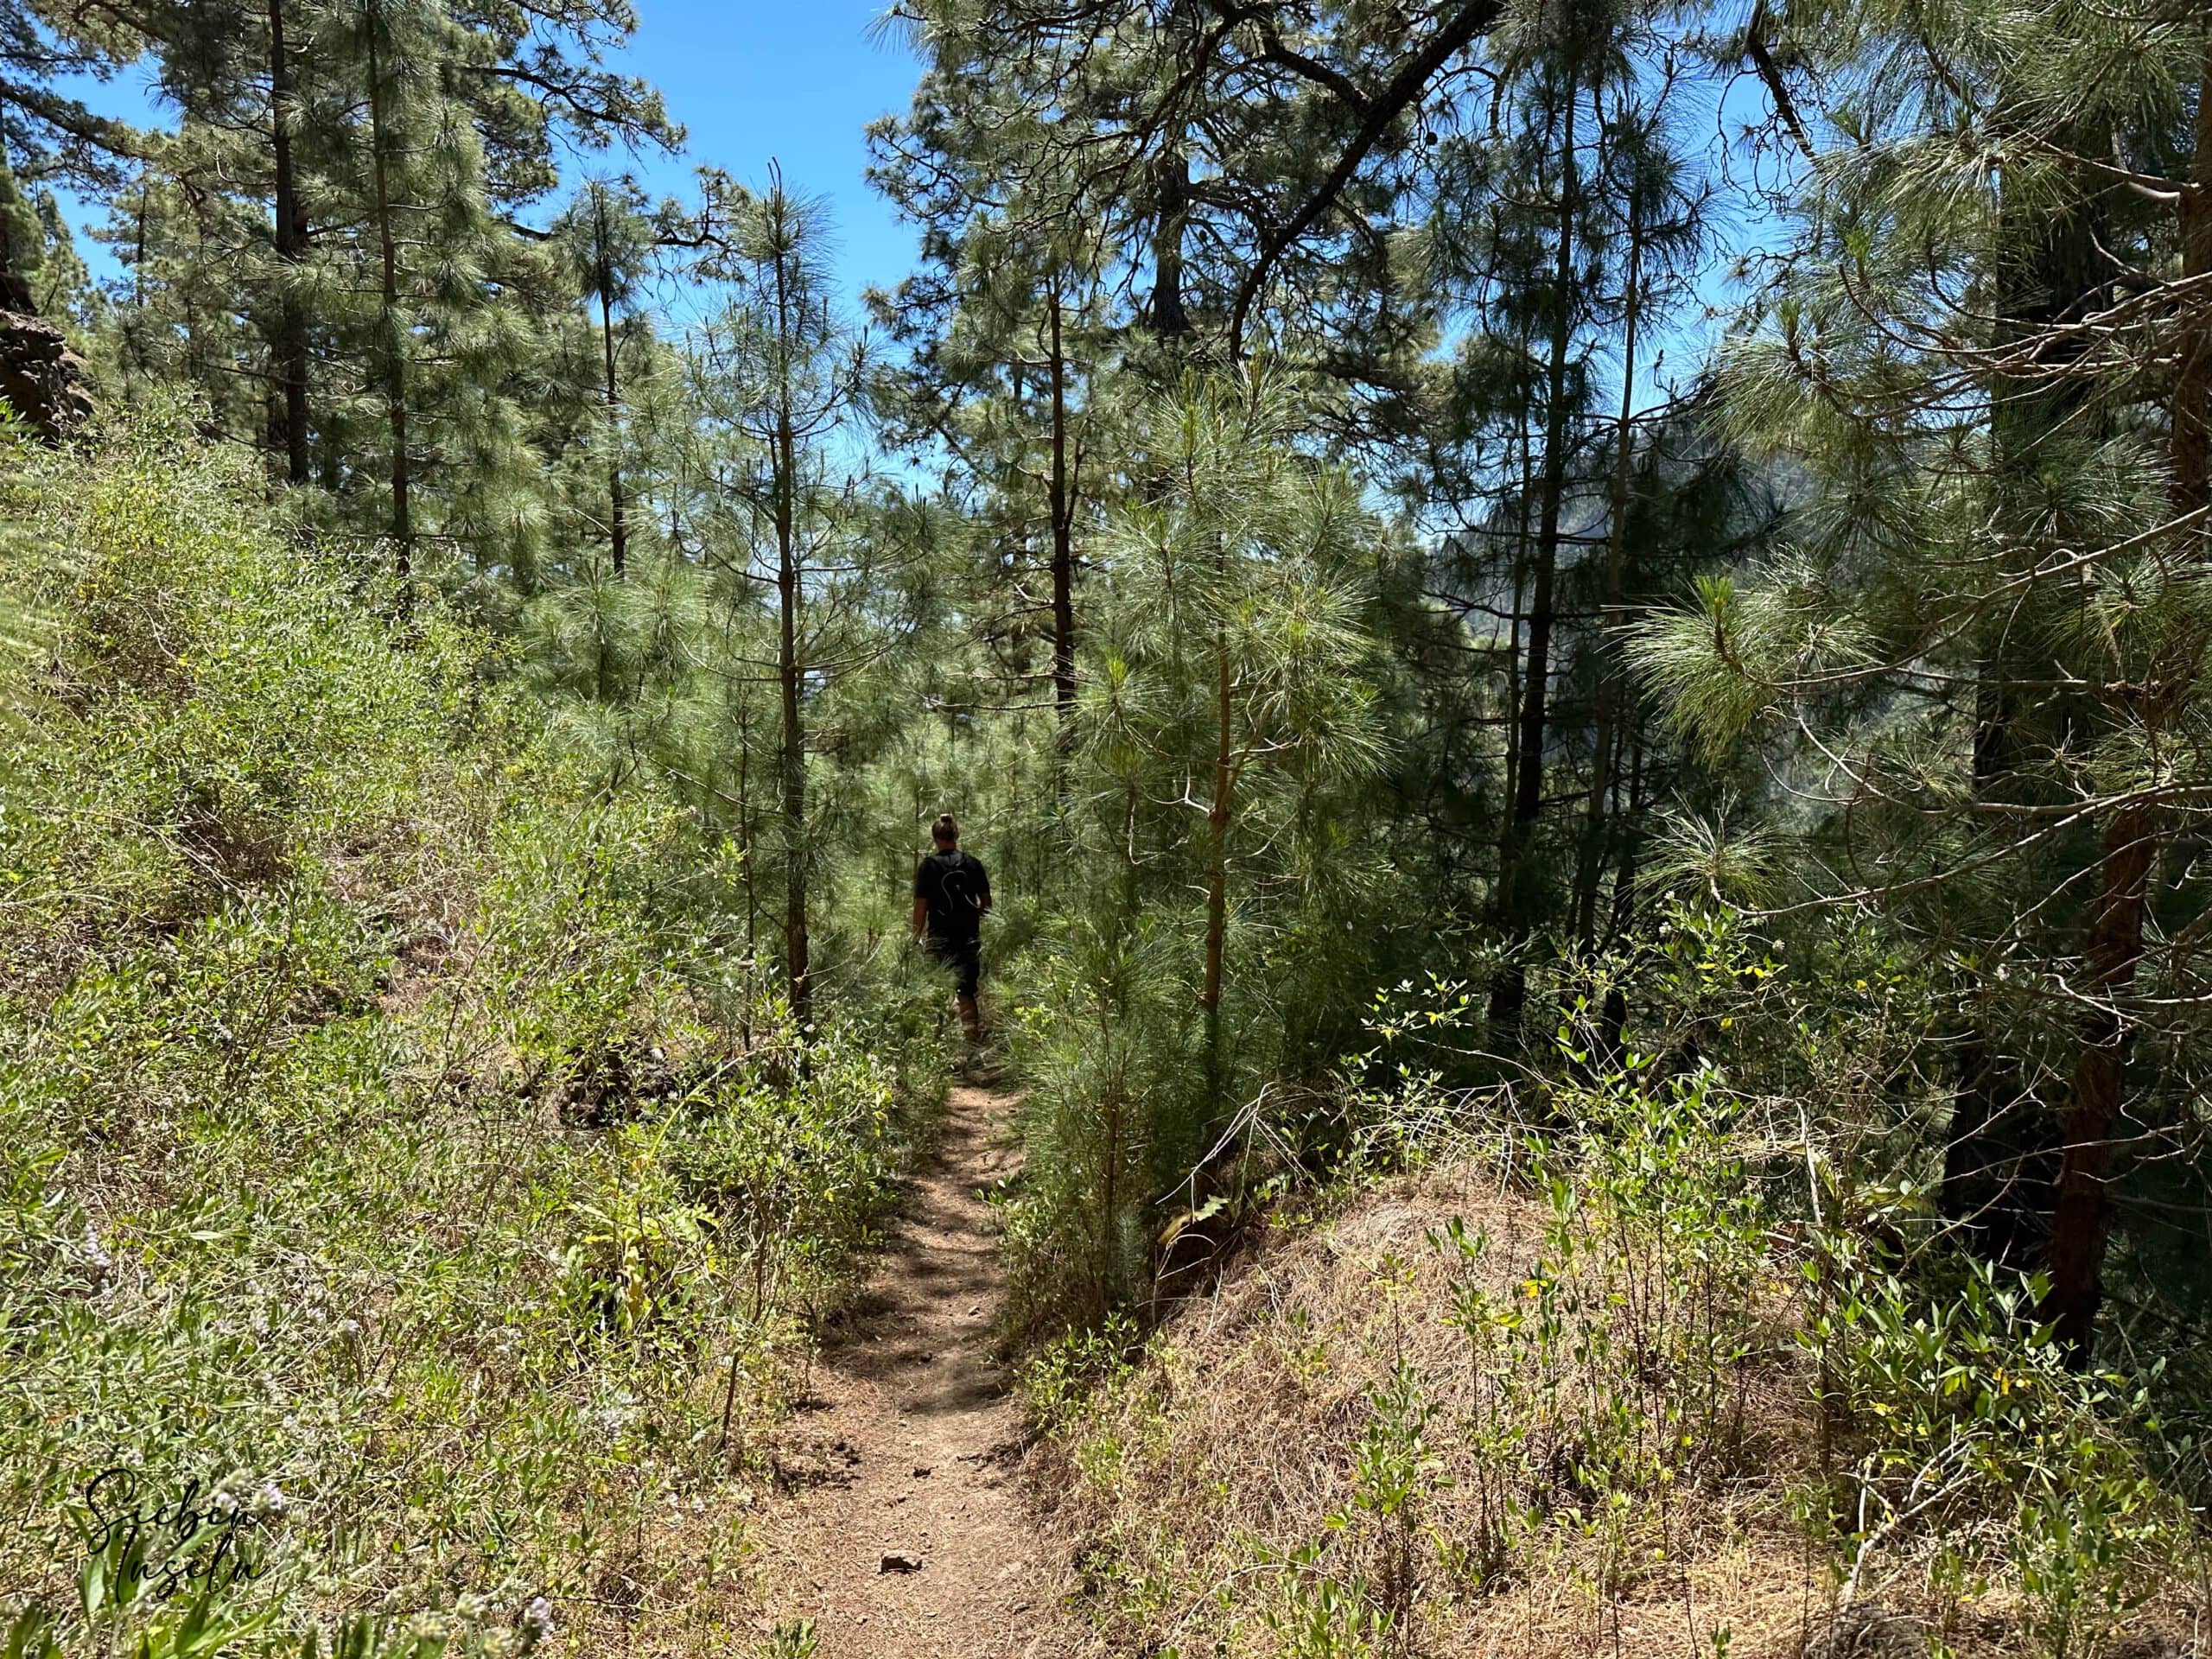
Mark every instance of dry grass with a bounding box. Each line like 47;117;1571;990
1027;1160;2209;1659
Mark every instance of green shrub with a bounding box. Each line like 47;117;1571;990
0;412;933;1655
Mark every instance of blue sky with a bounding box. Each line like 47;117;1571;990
602;0;922;302
54;1;925;312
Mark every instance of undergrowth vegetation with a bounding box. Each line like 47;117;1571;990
0;416;942;1657
1024;921;2212;1659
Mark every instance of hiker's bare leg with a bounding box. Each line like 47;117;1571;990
956;992;982;1046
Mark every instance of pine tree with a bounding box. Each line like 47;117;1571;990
1092;369;1389;1101
554;175;657;580
684;174;875;1023
1383;0;1720;1055
870;18;1125;747
878;0;1506;371
1638;0;2212;1357
0;159;93;321
71;0;673;505
1;5;143;221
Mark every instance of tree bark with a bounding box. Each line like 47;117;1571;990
2036;54;2212;1357
772;238;810;1022
365;26;411;587
594;188;628;579
1487;71;1578;1054
601;283;627;579
1150;141;1192;340
267;0;311;485
1937;110;2113;1262
2040;803;2155;1356
1048;283;1077;721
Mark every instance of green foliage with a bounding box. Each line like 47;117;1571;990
0;415;929;1653
1035;935;2211;1652
752;1619;817;1659
1803;1239;2190;1656
996;368;1402;1325
19;0;2212;1651
1018;1315;1141;1427
1029;1049;1789;1653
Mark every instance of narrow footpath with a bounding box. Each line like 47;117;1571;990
749;1082;1065;1657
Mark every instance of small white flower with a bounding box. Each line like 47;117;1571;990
255;1480;288;1517
518;1596;556;1650
79;1223;115;1279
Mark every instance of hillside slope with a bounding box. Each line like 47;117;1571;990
1027;1085;2209;1659
0;417;938;1658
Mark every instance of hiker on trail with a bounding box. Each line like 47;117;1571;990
912;812;991;1044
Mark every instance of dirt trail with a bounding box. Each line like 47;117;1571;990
750;1082;1065;1657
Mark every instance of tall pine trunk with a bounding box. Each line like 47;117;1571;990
1488;71;1579;1054
771;243;810;1022
1048;283;1077;725
2038;62;2212;1355
365;27;411;582
601;283;627;578
2042;804;2156;1355
267;0;311;485
1940;149;2107;1270
594;189;627;579
1150;143;1191;340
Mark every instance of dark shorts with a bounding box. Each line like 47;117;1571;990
924;934;982;997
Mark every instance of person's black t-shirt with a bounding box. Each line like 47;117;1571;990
914;849;991;942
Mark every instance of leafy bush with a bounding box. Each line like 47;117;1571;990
0;413;934;1654
1027;951;2210;1656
